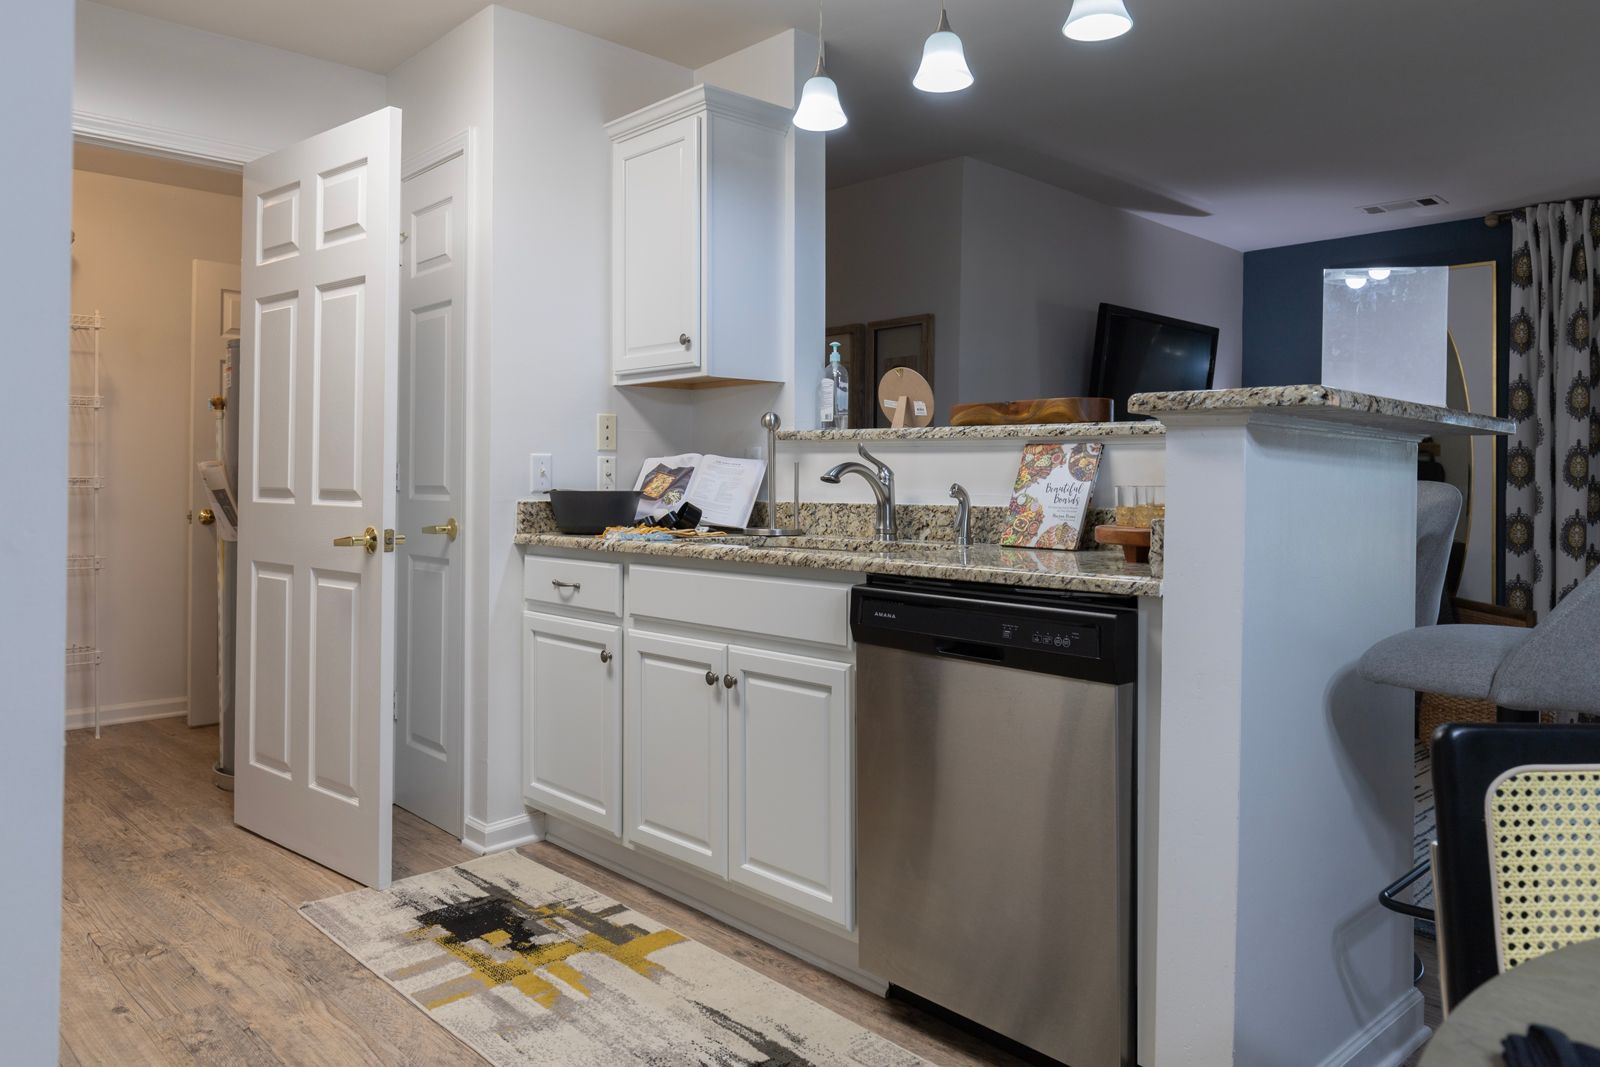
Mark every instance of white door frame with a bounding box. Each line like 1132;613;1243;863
70;120;481;845
398;129;478;838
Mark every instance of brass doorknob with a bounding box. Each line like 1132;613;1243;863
385;529;406;553
198;509;216;526
422;517;459;541
334;527;379;554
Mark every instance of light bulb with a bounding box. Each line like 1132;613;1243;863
793;71;848;132
1367;267;1392;281
913;10;974;94
1063;0;1133;41
1345;275;1368;290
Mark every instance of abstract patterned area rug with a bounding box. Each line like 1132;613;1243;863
302;851;924;1066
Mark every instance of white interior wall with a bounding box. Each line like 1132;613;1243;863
74;1;386;162
826;159;965;422
1;1;71;1058
481;6;694;831
827;157;1244;420
68;167;242;725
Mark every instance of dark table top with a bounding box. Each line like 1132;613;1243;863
1420;938;1600;1065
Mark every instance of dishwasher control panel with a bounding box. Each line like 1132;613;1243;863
851;577;1137;684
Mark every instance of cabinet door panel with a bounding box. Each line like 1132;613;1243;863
612;115;701;378
522;611;621;836
624;629;726;875
727;646;853;927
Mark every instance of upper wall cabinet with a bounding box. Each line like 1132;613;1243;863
608;85;790;387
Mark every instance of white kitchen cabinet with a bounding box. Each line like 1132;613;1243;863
726;646;853;928
623;628;728;876
607;85;790;387
522;611;623;836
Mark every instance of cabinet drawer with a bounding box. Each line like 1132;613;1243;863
524;555;622;616
628;564;851;648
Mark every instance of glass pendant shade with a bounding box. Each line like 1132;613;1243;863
1062;0;1133;41
913;10;973;93
793;71;848;131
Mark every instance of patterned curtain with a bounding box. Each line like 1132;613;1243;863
1504;201;1600;617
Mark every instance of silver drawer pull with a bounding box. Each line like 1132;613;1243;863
551;579;581;592
705;670;718;686
599;647;613;664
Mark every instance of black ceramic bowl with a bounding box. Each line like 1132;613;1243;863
548;490;639;535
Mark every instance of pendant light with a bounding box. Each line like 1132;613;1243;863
793;6;848;132
913;8;973;94
1063;0;1133;41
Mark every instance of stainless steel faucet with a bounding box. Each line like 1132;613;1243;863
949;483;971;547
821;445;897;541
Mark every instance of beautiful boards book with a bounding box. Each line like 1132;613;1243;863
999;442;1105;550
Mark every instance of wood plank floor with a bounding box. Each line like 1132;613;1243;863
61;718;1443;1065
61;719;1031;1065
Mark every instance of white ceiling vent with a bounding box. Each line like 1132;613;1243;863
1359;195;1449;216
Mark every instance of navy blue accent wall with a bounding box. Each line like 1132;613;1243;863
1242;217;1513;389
1242;216;1516;601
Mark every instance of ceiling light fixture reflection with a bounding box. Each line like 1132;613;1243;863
1063;0;1133;41
793;7;847;132
1345;275;1369;290
1367;267;1392;281
913;8;974;94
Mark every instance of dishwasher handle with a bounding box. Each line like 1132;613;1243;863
933;640;1005;665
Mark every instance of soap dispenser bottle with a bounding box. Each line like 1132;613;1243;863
820;341;850;430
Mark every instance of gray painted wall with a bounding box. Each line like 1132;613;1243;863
0;2;72;1059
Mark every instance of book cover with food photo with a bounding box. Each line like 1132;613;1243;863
999;442;1105;550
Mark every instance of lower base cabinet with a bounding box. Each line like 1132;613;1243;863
726;646;853;928
522;611;622;836
523;554;855;930
623;629;728;877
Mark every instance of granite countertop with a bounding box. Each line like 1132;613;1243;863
1128;385;1515;436
775;421;1165;443
514;531;1161;597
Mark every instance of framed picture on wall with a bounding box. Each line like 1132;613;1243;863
825;323;868;422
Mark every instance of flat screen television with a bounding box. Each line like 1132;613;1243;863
1088;303;1219;420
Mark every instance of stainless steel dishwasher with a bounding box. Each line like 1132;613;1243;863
852;576;1137;1067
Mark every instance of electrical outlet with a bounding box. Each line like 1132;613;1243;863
596;413;618;451
529;453;552;493
596;455;616;490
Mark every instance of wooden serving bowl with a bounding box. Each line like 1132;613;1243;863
949;397;1114;426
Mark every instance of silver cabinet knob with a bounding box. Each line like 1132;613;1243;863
679;333;692;348
705;669;718;686
599;647;613;664
722;673;736;689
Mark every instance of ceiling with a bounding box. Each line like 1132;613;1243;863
94;0;1600;251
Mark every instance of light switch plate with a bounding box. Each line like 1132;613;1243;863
529;453;552;493
596;413;618;451
596;455;616;490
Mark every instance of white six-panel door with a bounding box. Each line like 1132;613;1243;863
394;147;467;836
235;107;403;888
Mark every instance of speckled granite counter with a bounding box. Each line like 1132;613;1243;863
1128;384;1514;436
516;502;1159;596
775;421;1164;442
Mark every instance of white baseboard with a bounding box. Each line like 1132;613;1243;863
461;810;546;855
65;697;187;732
1317;988;1428;1067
